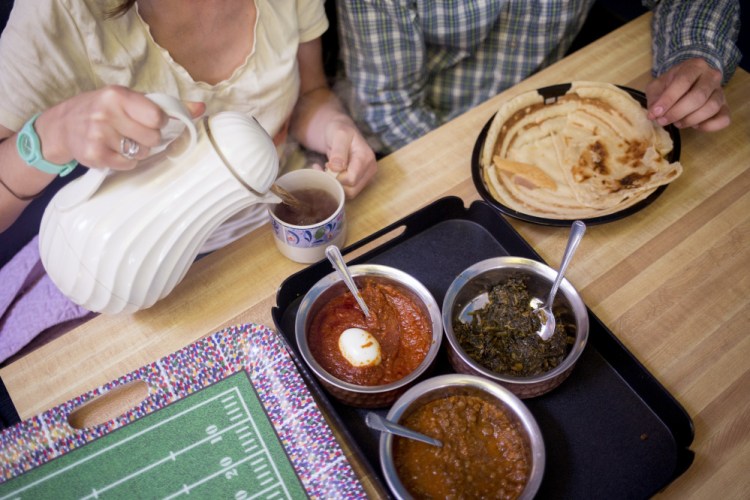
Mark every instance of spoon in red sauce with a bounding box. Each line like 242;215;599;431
325;245;371;318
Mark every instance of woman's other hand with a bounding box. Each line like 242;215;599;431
292;38;378;199
318;119;377;198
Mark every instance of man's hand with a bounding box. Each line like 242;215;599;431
645;58;730;132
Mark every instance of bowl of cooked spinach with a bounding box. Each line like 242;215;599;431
442;256;589;398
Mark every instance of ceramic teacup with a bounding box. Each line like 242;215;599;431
269;169;346;264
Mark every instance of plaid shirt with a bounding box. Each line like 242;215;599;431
336;0;741;154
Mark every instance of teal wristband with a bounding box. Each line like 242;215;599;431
16;113;78;177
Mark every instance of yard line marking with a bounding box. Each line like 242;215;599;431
162;453;279;500
248;484;283;500
81;420;262;497
232;385;295;500
0;387;244;499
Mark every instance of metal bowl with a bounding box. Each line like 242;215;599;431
295;264;443;408
379;374;545;499
442;256;589;398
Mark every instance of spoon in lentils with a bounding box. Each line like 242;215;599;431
365;412;442;447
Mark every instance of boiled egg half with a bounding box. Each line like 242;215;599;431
338;328;381;367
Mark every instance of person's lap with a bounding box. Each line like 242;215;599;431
0;167;93;366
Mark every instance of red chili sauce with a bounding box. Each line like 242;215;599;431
394;395;530;500
308;279;432;386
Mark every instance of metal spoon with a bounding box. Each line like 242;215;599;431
533;220;586;341
365;412;442;447
325;245;371;318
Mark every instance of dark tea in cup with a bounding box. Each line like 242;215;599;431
273;188;339;226
269;168;346;263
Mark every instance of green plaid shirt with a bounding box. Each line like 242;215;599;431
336;0;741;154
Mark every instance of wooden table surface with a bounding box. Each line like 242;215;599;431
2;13;748;499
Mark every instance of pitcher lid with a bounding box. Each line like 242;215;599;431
205;112;279;194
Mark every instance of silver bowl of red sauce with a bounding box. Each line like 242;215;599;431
380;374;545;499
295;264;443;408
442;256;589;398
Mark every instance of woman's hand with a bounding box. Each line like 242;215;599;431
0;85;205;232
41;85;205;171
316;118;377;199
292;38;378;199
645;58;730;132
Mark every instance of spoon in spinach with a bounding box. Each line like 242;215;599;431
531;220;586;341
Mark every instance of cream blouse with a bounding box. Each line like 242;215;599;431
0;0;328;251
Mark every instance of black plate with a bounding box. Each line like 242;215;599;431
272;197;694;499
472;83;681;226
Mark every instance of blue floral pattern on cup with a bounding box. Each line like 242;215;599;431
271;211;345;249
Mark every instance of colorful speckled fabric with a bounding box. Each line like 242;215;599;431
0;324;366;499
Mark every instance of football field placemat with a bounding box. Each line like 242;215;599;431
0;324;365;499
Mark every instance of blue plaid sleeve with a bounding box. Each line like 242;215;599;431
336;1;441;153
645;0;742;84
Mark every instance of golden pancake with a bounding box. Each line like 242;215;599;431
480;82;682;219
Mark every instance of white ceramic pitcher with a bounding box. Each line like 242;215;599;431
39;94;280;314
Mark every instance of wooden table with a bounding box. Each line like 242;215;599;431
2;13;748;499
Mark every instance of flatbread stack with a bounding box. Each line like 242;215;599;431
480;81;683;219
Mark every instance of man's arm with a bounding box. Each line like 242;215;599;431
646;0;741;84
644;0;741;131
335;1;440;154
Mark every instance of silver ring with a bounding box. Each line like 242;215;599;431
119;137;140;160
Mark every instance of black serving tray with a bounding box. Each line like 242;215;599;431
271;196;694;499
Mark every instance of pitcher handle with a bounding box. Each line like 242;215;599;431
145;93;199;160
55;94;198;211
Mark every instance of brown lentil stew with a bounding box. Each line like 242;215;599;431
453;276;574;377
393;395;530;499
